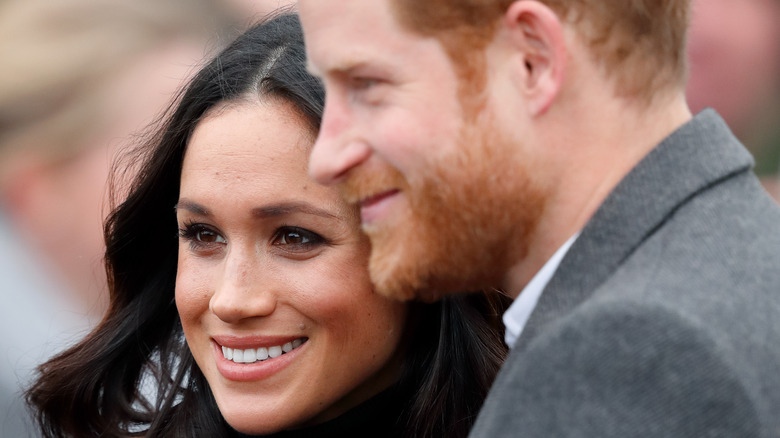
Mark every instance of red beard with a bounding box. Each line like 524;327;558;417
338;119;545;302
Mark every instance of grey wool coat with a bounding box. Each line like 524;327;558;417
470;110;780;438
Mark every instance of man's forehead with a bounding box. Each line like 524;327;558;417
298;0;390;33
299;0;423;74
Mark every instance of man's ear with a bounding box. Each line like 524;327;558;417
503;0;566;115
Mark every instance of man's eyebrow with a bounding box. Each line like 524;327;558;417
252;202;339;220
174;199;211;216
307;57;374;78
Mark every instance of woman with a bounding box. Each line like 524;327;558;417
27;13;508;437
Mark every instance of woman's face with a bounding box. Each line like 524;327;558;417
175;99;407;434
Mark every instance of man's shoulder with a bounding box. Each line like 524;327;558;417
619;166;780;299
472;297;778;437
589;168;780;381
589;142;780;311
472;175;780;436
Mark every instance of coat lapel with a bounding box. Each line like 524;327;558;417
514;109;754;352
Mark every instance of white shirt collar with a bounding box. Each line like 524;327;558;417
503;233;579;348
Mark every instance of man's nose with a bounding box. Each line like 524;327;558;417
209;252;276;323
308;97;371;186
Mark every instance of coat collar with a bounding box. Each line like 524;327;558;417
514;109;754;351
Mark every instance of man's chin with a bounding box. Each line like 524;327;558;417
365;235;423;301
368;255;494;303
369;268;448;303
369;274;452;303
365;222;496;303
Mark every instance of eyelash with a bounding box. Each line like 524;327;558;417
177;222;327;253
271;226;326;251
178;222;223;251
346;76;386;103
349;76;379;91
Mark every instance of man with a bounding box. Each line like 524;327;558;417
298;0;780;436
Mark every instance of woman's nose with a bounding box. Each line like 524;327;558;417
209;252;276;323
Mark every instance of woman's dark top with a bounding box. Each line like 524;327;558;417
233;383;409;438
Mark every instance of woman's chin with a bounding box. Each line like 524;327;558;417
225;416;285;436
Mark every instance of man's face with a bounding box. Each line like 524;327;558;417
299;0;544;301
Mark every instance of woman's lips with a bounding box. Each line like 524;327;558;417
212;337;308;382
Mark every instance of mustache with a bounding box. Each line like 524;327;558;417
338;165;410;205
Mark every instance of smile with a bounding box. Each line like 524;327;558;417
359;189;400;225
221;338;307;364
359;189;399;208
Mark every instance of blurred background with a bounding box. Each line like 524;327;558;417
687;0;780;200
0;0;291;435
0;0;776;435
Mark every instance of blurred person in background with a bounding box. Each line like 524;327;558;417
219;0;296;28
0;0;233;435
687;0;780;200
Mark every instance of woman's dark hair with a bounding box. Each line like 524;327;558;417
26;12;508;438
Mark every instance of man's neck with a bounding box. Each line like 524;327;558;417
503;92;692;297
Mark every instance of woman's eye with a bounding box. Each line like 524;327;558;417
273;227;324;248
179;223;226;249
195;229;225;243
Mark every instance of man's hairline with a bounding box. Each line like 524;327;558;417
387;0;689;103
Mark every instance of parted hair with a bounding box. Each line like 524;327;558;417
391;0;692;100
25;12;509;438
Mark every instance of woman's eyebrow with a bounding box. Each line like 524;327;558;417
252;202;339;220
174;199;211;216
174;199;340;221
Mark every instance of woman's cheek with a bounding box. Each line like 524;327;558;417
175;254;213;319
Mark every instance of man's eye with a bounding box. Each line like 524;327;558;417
350;76;379;90
273;227;324;248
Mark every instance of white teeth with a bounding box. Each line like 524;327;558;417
221;338;305;364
